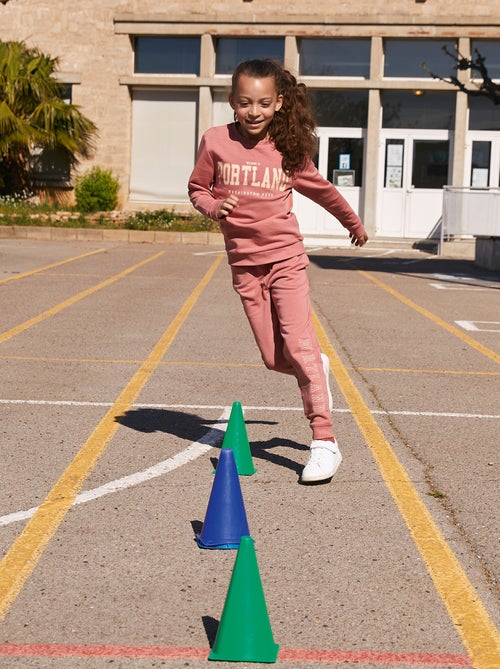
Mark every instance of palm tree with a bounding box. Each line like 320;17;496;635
0;40;97;195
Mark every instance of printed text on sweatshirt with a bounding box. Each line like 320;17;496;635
188;123;365;265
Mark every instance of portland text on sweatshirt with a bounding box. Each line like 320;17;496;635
188;123;365;266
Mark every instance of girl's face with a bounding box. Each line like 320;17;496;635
229;74;283;140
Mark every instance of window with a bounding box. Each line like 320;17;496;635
382;91;455;129
328;138;364;187
470;141;491;187
135;37;200;74
30;85;72;186
215;38;284;74
308;91;368;127
384;39;456;78
129;90;198;202
470;40;500;79
299;39;370;77
469;96;500;131
213;90;234;126
412;140;449;189
31;148;72;186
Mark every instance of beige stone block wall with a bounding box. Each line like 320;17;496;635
1;0;499;210
1;1;134;206
125;0;498;26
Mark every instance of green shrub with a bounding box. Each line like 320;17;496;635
125;210;219;232
125;209;179;231
74;167;119;213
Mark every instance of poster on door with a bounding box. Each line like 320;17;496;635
385;141;404;189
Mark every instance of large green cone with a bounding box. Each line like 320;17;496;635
221;401;257;475
208;536;279;663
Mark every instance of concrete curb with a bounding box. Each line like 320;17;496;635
0;225;224;246
0;225;479;261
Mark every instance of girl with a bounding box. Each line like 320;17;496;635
188;59;368;483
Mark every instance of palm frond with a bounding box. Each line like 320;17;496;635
0;39;98;192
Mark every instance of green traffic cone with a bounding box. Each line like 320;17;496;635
208;536;279;663
221;401;257;475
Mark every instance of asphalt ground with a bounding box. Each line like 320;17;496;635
0;238;498;669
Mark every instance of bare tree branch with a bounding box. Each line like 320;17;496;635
422;45;500;105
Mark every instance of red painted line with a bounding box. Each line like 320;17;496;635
0;643;472;666
0;644;208;660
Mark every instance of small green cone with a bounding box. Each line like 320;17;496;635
208;536;279;663
221;401;257;476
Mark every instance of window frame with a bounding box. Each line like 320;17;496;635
383;38;458;80
214;36;285;75
134;36;201;75
299;37;371;78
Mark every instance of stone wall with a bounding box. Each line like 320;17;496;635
1;0;499;208
1;1;133;203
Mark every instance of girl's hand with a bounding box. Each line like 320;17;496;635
216;195;239;219
350;230;368;247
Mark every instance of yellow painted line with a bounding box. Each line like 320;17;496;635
163;360;263;368
0;251;165;345
357;269;500;365
0;253;224;621
0;248;106;285
356;366;500;377
0;355;144;365
1;354;497;378
0;355;263;368
313;311;500;669
3;354;498;377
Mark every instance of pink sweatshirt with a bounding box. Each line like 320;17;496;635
188;123;365;266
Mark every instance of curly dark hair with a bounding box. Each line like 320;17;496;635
231;59;318;175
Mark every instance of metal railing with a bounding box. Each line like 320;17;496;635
441;186;500;254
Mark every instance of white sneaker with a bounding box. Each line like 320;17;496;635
301;439;342;483
321;353;333;412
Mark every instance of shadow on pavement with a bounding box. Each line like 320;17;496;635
115;408;228;441
202;615;219;647
308;253;500;287
115;409;304;474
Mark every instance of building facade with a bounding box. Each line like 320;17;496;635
2;0;499;239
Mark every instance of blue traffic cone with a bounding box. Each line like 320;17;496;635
196;448;250;549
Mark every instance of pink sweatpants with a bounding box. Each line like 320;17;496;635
231;253;334;441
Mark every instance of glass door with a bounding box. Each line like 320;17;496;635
378;130;450;238
406;138;450;238
293;127;365;236
466;132;500;188
378;136;406;236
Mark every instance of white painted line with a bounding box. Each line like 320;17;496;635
433;273;499;288
372;409;500;419
0;407;231;528
0;399;308;411
395;257;434;265
303;237;351;248
430;283;487;291
1;399;499;419
364;249;396;257
0;399;114;407
455;320;500;333
433;273;468;280
192;250;225;256
0;508;37;527
2;402;499;529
